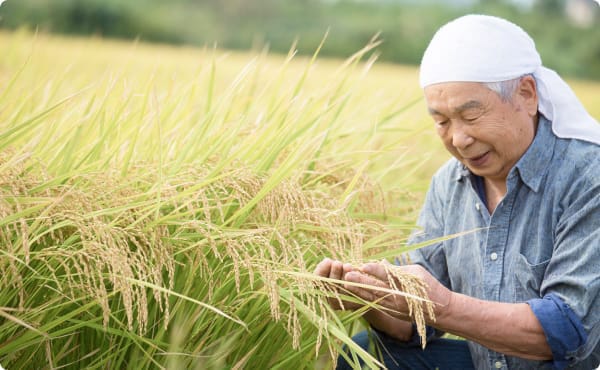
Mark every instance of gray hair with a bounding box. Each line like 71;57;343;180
483;74;534;102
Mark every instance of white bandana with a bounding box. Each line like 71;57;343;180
419;14;600;145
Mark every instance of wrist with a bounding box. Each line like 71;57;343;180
431;290;455;326
364;309;413;341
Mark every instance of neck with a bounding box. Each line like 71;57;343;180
484;177;507;213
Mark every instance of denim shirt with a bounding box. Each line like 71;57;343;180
408;117;600;369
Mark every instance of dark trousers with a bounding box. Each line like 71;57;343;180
336;330;475;370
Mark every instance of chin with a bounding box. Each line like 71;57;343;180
465;166;490;178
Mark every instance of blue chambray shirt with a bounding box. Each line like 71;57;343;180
408;116;600;369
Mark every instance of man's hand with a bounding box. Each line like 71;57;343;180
313;258;363;311
314;258;426;342
343;262;452;321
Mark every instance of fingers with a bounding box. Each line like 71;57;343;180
314;259;432;315
343;270;413;316
343;271;389;301
330;260;344;280
314;258;333;277
314;258;362;311
342;262;354;276
359;262;425;282
358;262;389;281
314;258;356;281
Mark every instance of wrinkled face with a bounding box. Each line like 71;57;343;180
424;79;538;183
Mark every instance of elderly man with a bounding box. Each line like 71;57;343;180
315;15;600;369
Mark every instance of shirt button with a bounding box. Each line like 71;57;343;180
475;202;481;211
494;361;503;368
490;252;498;261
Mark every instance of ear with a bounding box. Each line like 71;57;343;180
517;75;538;117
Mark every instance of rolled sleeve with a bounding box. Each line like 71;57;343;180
528;293;587;369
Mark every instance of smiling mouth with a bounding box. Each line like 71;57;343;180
465;152;489;166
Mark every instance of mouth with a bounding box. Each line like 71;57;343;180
464;151;490;167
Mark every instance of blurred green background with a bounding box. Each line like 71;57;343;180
1;0;599;80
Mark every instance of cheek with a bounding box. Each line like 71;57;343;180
490;122;533;158
504;115;535;143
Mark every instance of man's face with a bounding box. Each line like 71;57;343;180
424;80;537;183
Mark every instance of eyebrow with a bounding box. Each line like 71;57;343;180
454;100;484;114
427;100;484;116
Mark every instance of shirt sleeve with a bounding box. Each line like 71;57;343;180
407;170;451;290
539;165;600;366
527;293;587;370
403;170;452;345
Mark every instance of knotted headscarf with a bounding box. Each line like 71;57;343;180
419;14;600;145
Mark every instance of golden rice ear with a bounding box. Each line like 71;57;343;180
381;263;435;349
0;29;439;369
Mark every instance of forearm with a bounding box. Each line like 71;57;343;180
434;292;552;360
363;309;413;342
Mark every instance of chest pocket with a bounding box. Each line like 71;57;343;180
513;253;551;302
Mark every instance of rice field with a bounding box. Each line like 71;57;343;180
0;30;599;369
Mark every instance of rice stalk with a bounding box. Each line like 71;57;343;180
0;30;444;369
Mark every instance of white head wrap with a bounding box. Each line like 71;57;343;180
419;14;600;145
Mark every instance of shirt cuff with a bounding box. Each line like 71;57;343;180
527;293;588;370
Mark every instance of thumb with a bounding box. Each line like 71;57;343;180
359;262;388;281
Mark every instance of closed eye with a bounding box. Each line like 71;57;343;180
463;113;486;124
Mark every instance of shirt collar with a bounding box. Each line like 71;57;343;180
511;115;556;192
453;115;556;192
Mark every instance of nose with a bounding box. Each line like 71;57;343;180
451;126;474;149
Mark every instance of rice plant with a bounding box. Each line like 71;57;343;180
0;29;436;369
2;30;597;369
